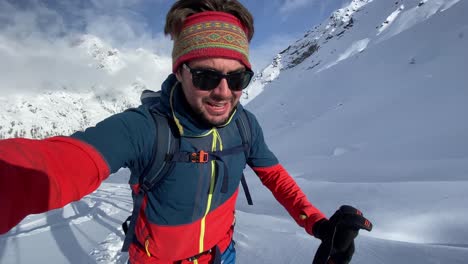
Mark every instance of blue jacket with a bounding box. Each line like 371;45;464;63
71;74;281;262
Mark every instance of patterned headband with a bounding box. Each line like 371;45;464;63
172;11;251;73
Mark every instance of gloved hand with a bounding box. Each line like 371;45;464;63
312;205;373;264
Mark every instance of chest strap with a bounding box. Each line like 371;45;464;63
167;144;248;193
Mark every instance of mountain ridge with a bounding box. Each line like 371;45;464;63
1;0;464;138
0;34;171;139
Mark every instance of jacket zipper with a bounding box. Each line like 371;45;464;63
198;128;223;256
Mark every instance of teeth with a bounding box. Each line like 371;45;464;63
210;102;225;107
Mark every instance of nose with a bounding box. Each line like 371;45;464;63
212;78;231;97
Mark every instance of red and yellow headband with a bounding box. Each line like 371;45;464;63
172;11;251;73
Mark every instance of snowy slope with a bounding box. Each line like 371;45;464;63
2;0;468;263
240;0;468;261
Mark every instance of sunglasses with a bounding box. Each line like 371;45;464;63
183;63;254;91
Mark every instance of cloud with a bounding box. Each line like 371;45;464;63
279;0;313;15
0;0;172;95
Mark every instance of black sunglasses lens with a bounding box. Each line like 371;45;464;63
192;71;222;91
190;68;253;91
228;71;253;91
226;73;244;91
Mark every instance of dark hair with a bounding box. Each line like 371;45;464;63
164;0;254;41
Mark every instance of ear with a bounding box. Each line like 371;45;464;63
175;67;183;82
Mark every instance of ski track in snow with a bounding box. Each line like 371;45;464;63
319;38;370;72
441;0;462;11
377;0;462;41
83;183;133;263
86;184;131;263
377;4;405;35
84;183;132;263
4;184;132;239
90;231;128;264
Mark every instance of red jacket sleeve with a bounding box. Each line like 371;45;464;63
0;136;110;234
253;164;326;235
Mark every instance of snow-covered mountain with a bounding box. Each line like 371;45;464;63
0;35;171;139
242;0;462;104
243;0;468;254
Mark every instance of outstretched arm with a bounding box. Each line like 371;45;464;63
0;137;109;234
0;105;156;234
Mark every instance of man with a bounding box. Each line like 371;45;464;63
0;0;371;263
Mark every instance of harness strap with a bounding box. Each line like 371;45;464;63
167;144;248;193
240;174;253;205
131;233;222;264
236;112;254;206
187;248;212;262
208;145;247;193
167;145;248;163
122;191;145;251
183;245;222;264
121;111;178;253
213;245;222;264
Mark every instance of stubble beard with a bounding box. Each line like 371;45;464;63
196;95;238;127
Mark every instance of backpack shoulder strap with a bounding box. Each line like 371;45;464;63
236;109;252;157
136;89;178;190
140;89;162;106
140;112;178;191
235;109;253;205
122;103;179;252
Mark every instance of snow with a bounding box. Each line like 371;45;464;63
377;0;463;42
2;0;468;263
332;0;374;25
0;35;172;139
242;55;282;105
377;5;405;35
319;38;370;71
0;173;133;263
441;0;462;11
79;34;127;74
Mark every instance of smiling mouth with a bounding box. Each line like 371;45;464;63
207;101;227;107
205;101;229;114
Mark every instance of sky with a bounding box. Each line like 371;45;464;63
0;0;348;95
1;0;468;263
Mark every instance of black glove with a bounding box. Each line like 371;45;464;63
312;205;373;264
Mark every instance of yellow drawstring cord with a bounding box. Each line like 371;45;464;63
145;238;151;257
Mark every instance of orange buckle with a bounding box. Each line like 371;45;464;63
191;150;209;163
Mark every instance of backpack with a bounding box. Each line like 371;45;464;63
121;90;253;252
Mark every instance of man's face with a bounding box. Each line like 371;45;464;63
176;57;245;126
